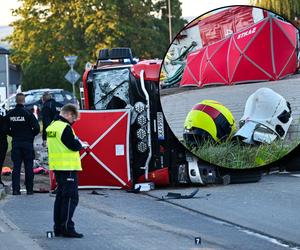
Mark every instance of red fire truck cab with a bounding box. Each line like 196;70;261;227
80;48;256;189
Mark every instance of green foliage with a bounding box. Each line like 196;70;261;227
251;0;300;23
4;0;186;90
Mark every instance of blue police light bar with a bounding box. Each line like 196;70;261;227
97;48;135;65
98;48;110;60
109;48;133;61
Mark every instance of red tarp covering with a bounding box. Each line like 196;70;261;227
180;49;203;86
200;38;230;87
49;110;131;190
181;17;298;87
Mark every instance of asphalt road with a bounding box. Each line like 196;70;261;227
0;172;299;250
161;75;300;141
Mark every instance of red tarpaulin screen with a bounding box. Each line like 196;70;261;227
49;110;131;190
180;49;203;86
199;38;230;87
181;16;298;87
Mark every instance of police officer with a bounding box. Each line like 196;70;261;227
0;107;8;187
46;104;85;238
6;93;40;195
41;92;61;147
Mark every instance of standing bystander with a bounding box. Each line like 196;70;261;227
6;93;40;195
41;92;61;147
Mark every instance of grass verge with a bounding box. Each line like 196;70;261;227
184;138;299;169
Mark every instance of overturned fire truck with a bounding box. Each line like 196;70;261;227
65;48;262;190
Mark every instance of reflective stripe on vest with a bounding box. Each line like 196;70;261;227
46;120;82;171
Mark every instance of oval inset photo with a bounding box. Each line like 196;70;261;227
160;5;300;169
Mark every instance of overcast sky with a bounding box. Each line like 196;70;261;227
0;0;250;26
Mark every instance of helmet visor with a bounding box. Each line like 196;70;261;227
233;121;278;144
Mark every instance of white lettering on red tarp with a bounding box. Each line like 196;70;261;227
237;27;257;39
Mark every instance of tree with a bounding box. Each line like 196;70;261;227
5;0;186;90
251;0;300;24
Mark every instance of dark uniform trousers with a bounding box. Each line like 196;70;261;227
0;140;8;170
54;171;79;232
0;139;8;184
11;142;34;193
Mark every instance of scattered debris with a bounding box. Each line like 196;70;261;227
134;182;154;192
126;185;141;193
162;188;199;200
1;166;12;176
34;188;49;193
156;188;211;201
89;190;108;196
33;166;49;175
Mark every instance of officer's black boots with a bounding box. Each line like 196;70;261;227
54;228;61;237
12;191;33;195
54;228;83;238
61;230;84;238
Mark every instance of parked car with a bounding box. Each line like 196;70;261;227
0;88;79;117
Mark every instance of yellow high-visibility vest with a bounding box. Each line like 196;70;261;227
46;120;82;171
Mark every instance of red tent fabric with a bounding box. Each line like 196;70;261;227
179;49;202;86
272;18;297;79
229;18;273;84
200;38;230;87
180;16;298;87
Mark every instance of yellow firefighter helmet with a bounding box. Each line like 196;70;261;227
183;100;236;145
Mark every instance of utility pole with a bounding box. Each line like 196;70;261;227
70;64;76;96
5;54;9;100
168;0;172;43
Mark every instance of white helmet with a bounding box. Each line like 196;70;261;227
233;88;292;144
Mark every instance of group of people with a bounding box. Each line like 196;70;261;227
0;91;84;238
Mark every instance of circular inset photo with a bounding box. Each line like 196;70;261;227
160;5;300;169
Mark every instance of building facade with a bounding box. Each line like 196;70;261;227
0;46;21;102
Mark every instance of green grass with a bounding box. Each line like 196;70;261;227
183;138;299;169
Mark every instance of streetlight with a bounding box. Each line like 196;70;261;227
0;47;10;100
